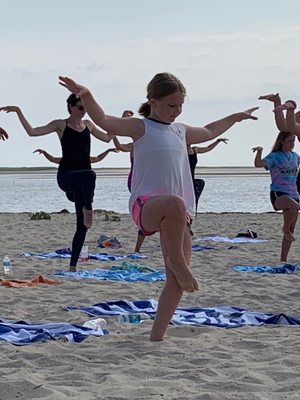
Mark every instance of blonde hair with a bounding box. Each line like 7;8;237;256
138;72;186;117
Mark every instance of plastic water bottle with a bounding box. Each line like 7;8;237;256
2;255;12;276
118;313;152;324
80;244;88;262
83;318;107;330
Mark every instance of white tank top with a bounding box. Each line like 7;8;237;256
129;118;196;217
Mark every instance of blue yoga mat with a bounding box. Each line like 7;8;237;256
0;320;108;345
65;299;300;328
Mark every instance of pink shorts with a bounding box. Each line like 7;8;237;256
131;195;157;236
131;195;194;237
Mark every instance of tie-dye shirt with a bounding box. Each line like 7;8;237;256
263;151;300;200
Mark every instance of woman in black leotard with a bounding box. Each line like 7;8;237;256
187;138;228;213
0;96;113;271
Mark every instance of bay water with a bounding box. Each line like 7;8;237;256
0;172;273;214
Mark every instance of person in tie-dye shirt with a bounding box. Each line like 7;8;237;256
253;131;300;262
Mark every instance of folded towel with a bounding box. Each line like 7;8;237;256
65;299;300;328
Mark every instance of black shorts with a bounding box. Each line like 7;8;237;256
270;190;299;210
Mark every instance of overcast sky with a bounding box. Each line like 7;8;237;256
1;0;300;168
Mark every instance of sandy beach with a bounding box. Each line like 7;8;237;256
0;210;300;400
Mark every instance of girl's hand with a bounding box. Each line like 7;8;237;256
109;148;119;153
258;93;280;102
122;110;134;118
252;146;263;153
237;107;259;121
58;76;89;97
33;149;46;155
0;127;8;140
217;138;229;144
0;106;20;113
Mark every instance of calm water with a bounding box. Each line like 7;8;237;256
0;173;273;213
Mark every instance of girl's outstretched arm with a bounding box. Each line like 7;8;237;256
193;138;228;154
0;106;62;137
186;107;258;145
252;147;266;168
258;93;287;131
275;101;300;138
90;148;119;163
33;149;61;164
58;76;143;139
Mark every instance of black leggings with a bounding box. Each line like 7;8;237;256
57;169;96;266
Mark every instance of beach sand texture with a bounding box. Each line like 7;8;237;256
0;211;300;400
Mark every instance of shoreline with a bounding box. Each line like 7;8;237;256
0;166;268;176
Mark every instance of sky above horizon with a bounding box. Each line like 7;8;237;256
1;0;300;168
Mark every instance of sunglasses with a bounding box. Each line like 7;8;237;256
74;105;85;111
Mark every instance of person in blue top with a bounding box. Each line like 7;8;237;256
259;94;300;194
252;131;300;262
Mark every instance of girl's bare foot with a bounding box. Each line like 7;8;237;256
69;266;77;272
166;257;199;292
83;207;93;229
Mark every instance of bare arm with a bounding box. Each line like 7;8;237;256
112;136;133;152
275;101;300;138
0;127;9;140
252;147;266;168
185;108;258;145
0;106;62;137
33;149;61;164
90;148;119;163
85;120;114;143
258;93;287;131
58;77;143;139
193;138;228;154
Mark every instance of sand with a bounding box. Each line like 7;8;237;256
0;210;300;400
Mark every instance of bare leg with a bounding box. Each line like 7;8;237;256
141;195;198;292
134;230;145;253
150;224;194;341
275;196;299;261
281;214;298;262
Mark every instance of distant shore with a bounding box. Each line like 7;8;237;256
0;166;268;176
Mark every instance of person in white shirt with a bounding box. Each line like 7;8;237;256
59;72;258;341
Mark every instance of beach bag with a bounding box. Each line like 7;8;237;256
97;235;122;249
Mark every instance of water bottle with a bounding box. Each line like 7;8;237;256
118;313;152;324
80;244;89;262
2;255;12;276
83;318;107;330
